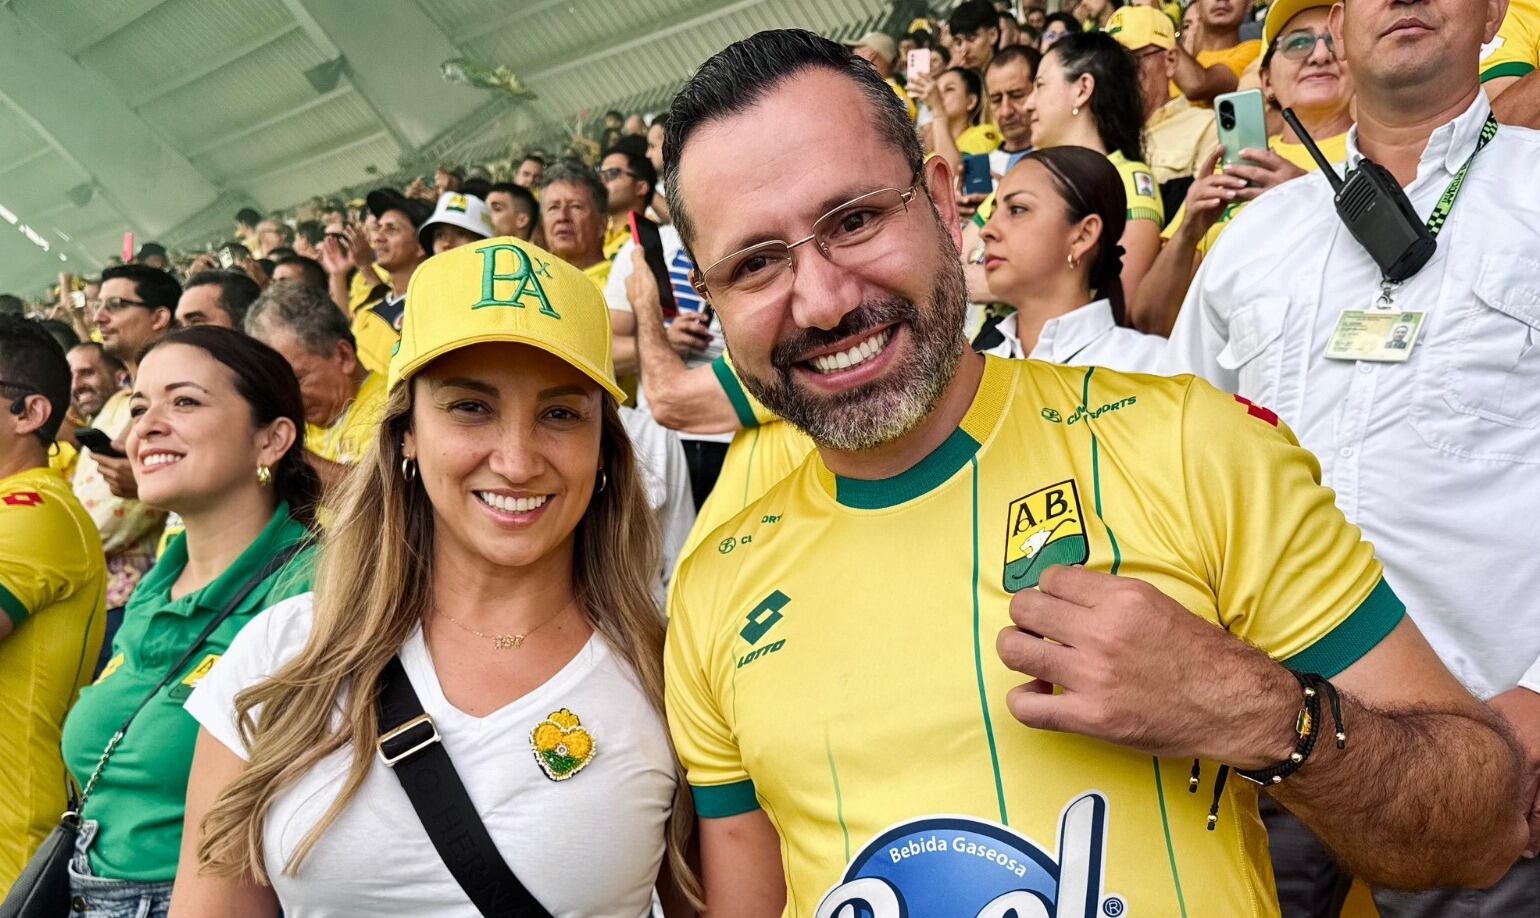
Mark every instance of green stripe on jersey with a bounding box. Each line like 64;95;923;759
1282;577;1405;678
835;427;981;509
0;581;27;626
711;356;760;429
691;779;760;818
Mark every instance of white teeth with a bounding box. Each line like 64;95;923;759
477;492;550;513
810;328;892;374
142;454;182;467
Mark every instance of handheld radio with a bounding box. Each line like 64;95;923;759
1281;108;1435;283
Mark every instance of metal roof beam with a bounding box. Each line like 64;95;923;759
186;84;352;158
133;22;304;106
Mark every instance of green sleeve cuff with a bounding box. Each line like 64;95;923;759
691;779;760;818
1481;61;1535;82
0;581;28;627
711;356;760;429
1128;206;1164;224
1281;577;1405;678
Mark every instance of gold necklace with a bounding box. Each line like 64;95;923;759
438;599;577;650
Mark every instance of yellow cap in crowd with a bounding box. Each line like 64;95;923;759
1106;6;1176;51
1263;0;1334;48
387;236;626;401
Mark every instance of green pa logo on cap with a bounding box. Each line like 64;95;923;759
471;242;560;318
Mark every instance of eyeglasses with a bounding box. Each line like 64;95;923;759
97;296;152;315
693;178;924;309
1132;47;1168;64
1277;30;1335;61
598;167;639;182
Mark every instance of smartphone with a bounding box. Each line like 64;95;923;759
961;154;994;196
628;211;679;319
70;290;86;310
218;246;236;269
121;232;135;263
1215;89;1269;176
907;48;932;78
75;427;126;459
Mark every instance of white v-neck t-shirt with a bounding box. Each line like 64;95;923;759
186;593;677;917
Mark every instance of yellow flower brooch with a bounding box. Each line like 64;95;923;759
530;708;596;781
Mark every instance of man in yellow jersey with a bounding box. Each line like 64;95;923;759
1174;0;1263;103
845;31;919;122
623;247;813;553
1113;6;1219;208
245;282;384;490
1482;0;1540;126
660;29;1524;917
350;190;429;376
0;316;107;888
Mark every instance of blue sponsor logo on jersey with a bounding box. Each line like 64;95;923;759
816;793;1118;918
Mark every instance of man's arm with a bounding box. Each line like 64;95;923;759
1487;71;1540;128
697;811;786;917
1172;46;1239;104
624;249;742;435
1000;570;1526;890
611;308;641;377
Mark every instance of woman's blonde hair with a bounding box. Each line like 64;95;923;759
197;380;700;904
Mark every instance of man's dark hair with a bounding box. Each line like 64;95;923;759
273;255;328;289
663;29;923;251
102;263;182;312
603;142;658;206
460;177;492;200
245;280;356;356
1047;32;1146;162
37;319;80;351
294;220;325;246
519;153;547;168
604;109;624;122
649;112;669;131
69;341;125;379
184;270;261;328
989;44;1042;79
0;294;22;316
488;182;539;227
266;246;298;261
235;207;262;227
949;0;1001;38
0;314;70;444
539;159;610;215
1043;11;1081;34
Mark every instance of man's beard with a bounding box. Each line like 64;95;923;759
732;251;969;453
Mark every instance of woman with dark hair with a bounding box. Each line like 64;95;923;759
1040;11;1081;47
911;66;1005;172
977;146;1165;370
60;326;317;917
1025;31;1164;303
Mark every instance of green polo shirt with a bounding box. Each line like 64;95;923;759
60;503;314;881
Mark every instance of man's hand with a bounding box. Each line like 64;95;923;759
1220;148;1308;194
955;191;989;223
1180;148;1257;240
667;312;713;356
236;256;270;290
94;450;139;500
185;253;219;277
346;223;374;273
625;247;665;320
1489;686;1540;857
997;565;1297;768
405;177;435;202
318;235;352;277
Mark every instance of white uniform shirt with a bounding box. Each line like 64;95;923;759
982;298;1168;373
186;595;677;918
1166;93;1540;699
619;405;696;592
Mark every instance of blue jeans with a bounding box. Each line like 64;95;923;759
67;821;172;918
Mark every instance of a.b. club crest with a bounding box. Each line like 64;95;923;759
1004;479;1088;592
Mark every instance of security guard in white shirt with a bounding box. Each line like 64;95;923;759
1167;0;1540;913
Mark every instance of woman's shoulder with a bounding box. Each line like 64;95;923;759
236;592;318;662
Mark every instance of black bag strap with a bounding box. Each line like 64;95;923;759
76;540;309;813
376;656;551;918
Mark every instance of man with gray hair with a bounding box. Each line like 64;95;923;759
539;159;610;287
244;281;384;487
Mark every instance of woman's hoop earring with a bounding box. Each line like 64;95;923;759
1067;253;1079;269
401;457;417;481
596;470;608;494
256;465;273;488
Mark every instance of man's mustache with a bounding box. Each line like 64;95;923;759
771;298;919;372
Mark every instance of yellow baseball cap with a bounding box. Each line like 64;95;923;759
1106;6;1176;51
1263;0;1333;48
387;236;626;401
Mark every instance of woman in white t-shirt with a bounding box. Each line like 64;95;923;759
168;239;699;917
974;146;1166;373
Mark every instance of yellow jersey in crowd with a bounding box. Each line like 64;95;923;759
973;150;1163;228
956;122;1005;156
0;467;106;888
1172;40;1264;102
666;356;1402;917
1482;0;1539;82
306;371;386;466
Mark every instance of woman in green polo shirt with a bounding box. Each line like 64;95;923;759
60;326;319;917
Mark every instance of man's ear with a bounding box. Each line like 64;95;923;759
924;155;964;251
151;306;174;333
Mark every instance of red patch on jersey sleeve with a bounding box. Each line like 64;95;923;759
1234;395;1279;427
1;491;44;507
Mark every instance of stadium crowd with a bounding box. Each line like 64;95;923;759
2;0;1538;915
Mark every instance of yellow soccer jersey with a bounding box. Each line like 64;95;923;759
306;371;386;466
682;356;816;559
351;293;404;377
973;151;1162;229
1483;0;1539;82
665;356;1402;917
0;467;107;887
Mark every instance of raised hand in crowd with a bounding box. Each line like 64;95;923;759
317;234;352;278
92;447;138;500
666;311;712;357
184;252;220;277
235;255;270;290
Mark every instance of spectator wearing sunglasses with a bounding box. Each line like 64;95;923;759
1138;0;1354;333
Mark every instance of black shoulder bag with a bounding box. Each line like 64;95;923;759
0;542;306;918
376;656;552;918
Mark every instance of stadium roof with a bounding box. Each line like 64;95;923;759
0;0;914;295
